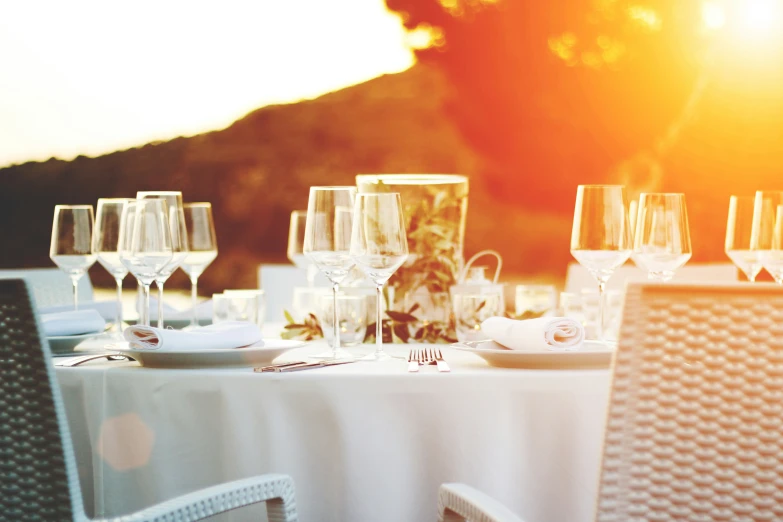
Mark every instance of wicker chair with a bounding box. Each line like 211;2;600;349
0;267;94;308
0;279;298;521
438;282;783;522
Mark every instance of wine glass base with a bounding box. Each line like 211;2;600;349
309;348;354;361
360;351;394;362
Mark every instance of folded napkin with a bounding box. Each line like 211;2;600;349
42;310;107;337
123;321;263;352
480;316;585;352
41;301;117;322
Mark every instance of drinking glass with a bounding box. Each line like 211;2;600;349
316;291;368;347
181;203;218;329
213;292;260;324
632;193;692;281
50;205;97;310
303;186;357;360
224;289;266;328
725;195;762;282
514;284;557;318
118;200;173;326
93;198;132;334
350;192;409;361
751;190;783;284
287;210;318;287
137;191;189;328
570;185;632;342
453;293;500;343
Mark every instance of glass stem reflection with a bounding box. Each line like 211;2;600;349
332;282;340;357
190;276;199;329
597;280;606;341
142;283;151;327
115;278;123;333
70;275;79;311
157;282;164;329
376;284;383;354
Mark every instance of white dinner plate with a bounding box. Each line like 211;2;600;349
47;333;102;355
111;339;305;369
452;340;614;369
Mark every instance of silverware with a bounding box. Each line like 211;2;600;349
254;359;356;373
419;348;435;366
433;348;450;373
54;353;133;367
407;349;419;373
254;360;310;372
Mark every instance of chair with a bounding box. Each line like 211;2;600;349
0;267;94;308
438;281;783;521
0;279;298;521
563;262;738;293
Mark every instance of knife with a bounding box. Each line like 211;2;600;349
254;359;356;373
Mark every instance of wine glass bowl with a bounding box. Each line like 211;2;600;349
725;195;762;282
181;202;218;329
751;190;783;284
350;192;409;361
50;205;97;310
287;210;318;286
93;198;132;334
303;186;357;360
632;193;692;282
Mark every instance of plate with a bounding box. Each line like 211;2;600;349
111;339;305;369
47;333;102;355
452;340;614;369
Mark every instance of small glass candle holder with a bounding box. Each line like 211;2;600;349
559;292;584;322
514;284;557;319
453;293;501;343
212;293;258;324
224;289;266;328
316;292;368;347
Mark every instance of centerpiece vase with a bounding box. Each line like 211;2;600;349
356;174;469;324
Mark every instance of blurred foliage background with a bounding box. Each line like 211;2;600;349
3;0;783;291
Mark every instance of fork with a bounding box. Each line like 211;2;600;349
433;348;450;373
419;348;435;366
407;348;419;373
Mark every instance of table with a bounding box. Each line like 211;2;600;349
56;342;612;522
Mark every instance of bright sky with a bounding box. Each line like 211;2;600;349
0;0;414;167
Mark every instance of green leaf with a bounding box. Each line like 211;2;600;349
283;310;295;324
386;310;419;323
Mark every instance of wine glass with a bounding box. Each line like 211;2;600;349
350;193;408;361
137;191;189;328
751;190;783;283
287;210;318;287
50;205;97;310
632;193;692;281
303;186;357;360
570;185;632;342
93;198;132;335
118;200;173;326
725;195;762;282
180;203;218;329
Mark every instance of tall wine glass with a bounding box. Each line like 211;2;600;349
303;186;357;360
632;193;692;281
726;195;762;282
50;205;97;310
287;210;318;287
751;190;783;283
180;203;218;329
350;193;408;362
137;191;189;328
93;198;132;335
119;200;173;326
570;185;632;341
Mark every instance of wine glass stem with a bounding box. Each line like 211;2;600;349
597;281;606;341
190;276;199;328
332;283;340;357
376;284;383;355
71;275;80;311
142;283;151;327
115;277;124;333
157;282;164;329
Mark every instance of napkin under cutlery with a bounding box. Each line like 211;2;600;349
42;309;106;337
124;321;262;352
480;316;585;352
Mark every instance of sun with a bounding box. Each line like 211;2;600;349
703;0;783;33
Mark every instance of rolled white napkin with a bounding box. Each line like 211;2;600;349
123;321;263;352
480;316;585;352
42;310;106;337
41;301;117;322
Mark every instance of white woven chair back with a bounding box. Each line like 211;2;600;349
596;282;783;521
0;268;93;308
0;279;87;521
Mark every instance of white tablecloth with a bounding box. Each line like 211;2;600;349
56;342;611;522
